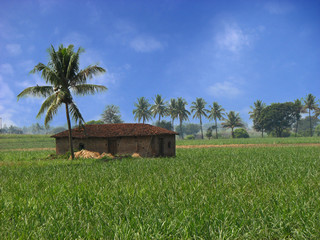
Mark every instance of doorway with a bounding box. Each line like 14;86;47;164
108;140;117;155
159;138;164;156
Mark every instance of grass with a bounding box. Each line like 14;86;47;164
0;134;55;150
1;146;320;239
176;136;320;145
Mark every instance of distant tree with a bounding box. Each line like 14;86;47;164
207;102;225;139
303;94;319;136
101;104;123;124
249;100;266;137
151;94;167;122
191;98;207;139
17;44;107;159
292;99;306;137
176;97;190;139
183;123;201;136
315;124;320;136
293;116;319;137
50;126;67;134
222;111;244;138
32;123;44;134
133;97;152;124
154;120;173;131
205;127;213;139
261;102;295;137
167;98;178;131
86;120;105;125
234;128;249;138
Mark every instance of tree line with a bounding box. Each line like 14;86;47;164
132;94;320;138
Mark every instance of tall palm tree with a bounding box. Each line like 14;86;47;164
222;111;244;138
17;44;107;159
207;102;225;139
303;94;318;136
176;97;190;139
151;94;167;122
133;97;152;124
190;98;207;139
293;99;306;137
167;98;178;131
249;100;266;138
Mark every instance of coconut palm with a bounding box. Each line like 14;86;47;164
190;98;207;139
249;100;266;137
176;97;190;139
222;111;244;138
207;102;225;139
133;97;152;124
17;44;107;159
293;99;306;137
151;94;167;122
167;98;178;131
303;94;319;136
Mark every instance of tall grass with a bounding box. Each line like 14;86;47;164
1;147;320;239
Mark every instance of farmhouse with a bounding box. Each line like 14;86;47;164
51;123;178;157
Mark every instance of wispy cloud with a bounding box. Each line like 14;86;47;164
6;44;22;56
215;24;250;53
130;36;163;53
0;75;16;126
264;1;293;15
0;64;14;75
207;81;242;98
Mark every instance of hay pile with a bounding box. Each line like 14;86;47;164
131;153;141;158
70;150;114;159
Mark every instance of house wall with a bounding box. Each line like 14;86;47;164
55;135;176;157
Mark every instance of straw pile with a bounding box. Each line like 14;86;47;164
70;150;114;159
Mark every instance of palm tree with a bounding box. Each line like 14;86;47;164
293;99;306;137
303;94;319;136
222;111;244;138
133;97;152;124
167;98;178;131
190;98;207;139
249;100;266;137
176;97;190;139
151;94;167;122
17;44;107;159
207;102;225;139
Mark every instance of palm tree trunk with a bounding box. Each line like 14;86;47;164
200;116;203;139
65;103;74;160
172;118;174;131
309;109;312;137
231;127;234;138
180;119;183;139
295;119;299;137
159;115;161;122
215;118;218;139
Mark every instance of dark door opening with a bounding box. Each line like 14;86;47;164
108;140;117;155
159;138;164;156
79;143;85;150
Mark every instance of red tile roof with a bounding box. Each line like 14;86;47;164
51;123;178;138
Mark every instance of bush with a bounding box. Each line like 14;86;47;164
268;129;291;138
185;135;195;140
234;128;249;138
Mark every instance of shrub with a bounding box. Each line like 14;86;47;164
234;128;249;138
185;135;195;140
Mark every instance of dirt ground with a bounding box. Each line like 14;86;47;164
1;143;320;152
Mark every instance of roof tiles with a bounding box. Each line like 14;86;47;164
51;123;178;138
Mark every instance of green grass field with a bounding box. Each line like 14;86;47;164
0;135;320;239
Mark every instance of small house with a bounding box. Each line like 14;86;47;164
51;123;178;157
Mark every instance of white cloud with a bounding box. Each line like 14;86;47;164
0;64;14;75
264;1;293;14
6;44;22;55
207;81;242;98
215;25;250;53
0;75;16;126
130;36;163;53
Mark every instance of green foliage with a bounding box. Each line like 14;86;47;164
133;97;152;124
185;134;195;140
100;105;123;124
1;147;320;238
191;98;207;139
207;102;225;139
234;128;249;138
154;120;173;131
222;111;244;138
261;102;296;137
293;117;319;137
315;125;320;136
86;120;105;125
205;127;213;139
249;100;266;137
268;129;291;138
303;93;319;136
150;94;167;121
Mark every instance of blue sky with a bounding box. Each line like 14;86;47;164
1;0;319;128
